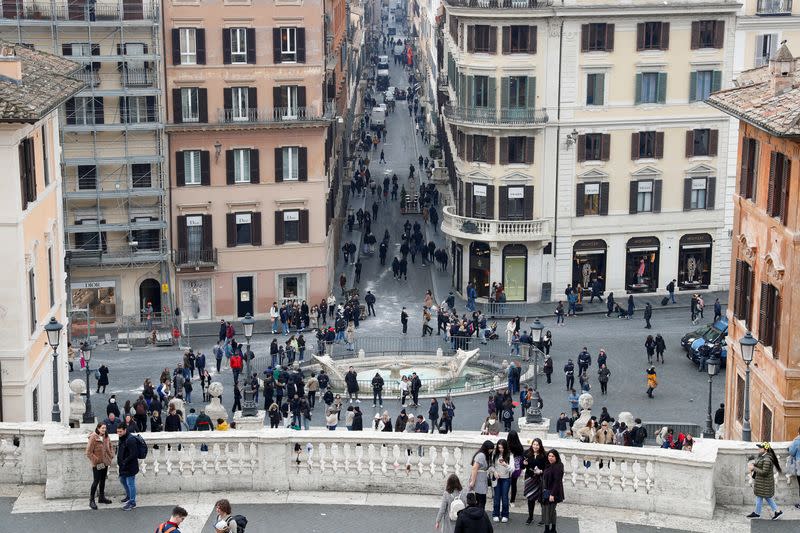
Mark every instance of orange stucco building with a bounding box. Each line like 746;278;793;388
708;44;800;441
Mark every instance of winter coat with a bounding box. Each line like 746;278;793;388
542;462;565;503
97;366;110;386
598;367;611;383
647;371;658;389
352;412;364;431
116;432;139;476
85;432;113;467
595;428;615;445
436;490;467;533
345;371;359;393
752;454;776;498
453;505;493;533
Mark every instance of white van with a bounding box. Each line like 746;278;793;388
370;107;386;129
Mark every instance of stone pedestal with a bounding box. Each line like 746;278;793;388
205;382;228;423
233;410;266;430
517;417;550;441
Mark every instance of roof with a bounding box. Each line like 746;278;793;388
0;41;84;123
706;47;800;138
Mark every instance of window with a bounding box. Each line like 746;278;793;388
576;181;609;217
28;268;36;334
472;184;488;218
767;151;791;223
690;70;721;102
690;178;708;209
181;88;199;122
637;22;669;51
691;20;724;49
508;76;527;107
581;23;614;52
473;76;490;107
230;28;247;64
179;28;196;64
77;165;97;190
508;137;526;164
636;72;667;104
47;248;55;308
735;374;745;423
505;187;525;219
186;215;203;257
282;147;300;181
586;73;605;106
734;259;755;327
739;138;759;200
233;149;251;183
581;133;607;161
231;87;249;121
472;135;490;163
761;404;773;442
637;131;658;159
273;27;305;64
69;97;98;125
41;123;49;186
278;85;299;117
283;210;300;242
755;34;777;67
184;150;202;185
685;128;719;158
583;183;601;215
472;25;496;53
504;25;536;54
132;163;152;188
235;212;252;245
637;180;653;212
124;96;150;123
759;282;780;351
74;219;106;251
18;137;36;210
281;27;297;62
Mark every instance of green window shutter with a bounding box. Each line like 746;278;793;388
501;77;509;108
487;77;496;109
468;76;475;106
634;73;642;105
595;74;604;106
657;72;667;103
459;74;467;106
711;70;722;93
526;76;536;108
689;72;697;102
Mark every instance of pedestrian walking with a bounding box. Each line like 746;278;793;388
96;364;109;393
115;423;139;510
541;449;565;533
85;422;114;509
379;149;386;164
598;364;610;395
429;398;439;433
434;474;467;533
713;298;722;322
401;307;409;334
627;295;635;319
643;302;652;329
156;506;189;533
355;259;362;284
667;279;676;304
606;292;615;317
564;359;575;391
646;366;658;398
645;335;656;365
655;333;666;363
747;442;784;520
365;290;376;316
554;301;565;325
371;372;384;407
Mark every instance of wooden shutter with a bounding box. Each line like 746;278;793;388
576;183;585;217
661;22;670;50
605;24;615;51
629;180;639;214
689;71;698;102
456;131;465;159
599;182;610;215
501;77;509;108
690;21;700;50
656;72;667;103
526;76;536;108
247;28;256;64
119;96;128;124
576;135;586;162
498;186;508;219
740;138;751;196
713;21;724;49
223;28;232;64
18;143;28;210
711;70;722;93
198;88;208;123
733;260;744;318
636;23;645;51
464;182;473;217
488;26;497;54
93;97;104;124
580;25;589;52
248;87;257;110
767;151;777;216
196;29;206;64
273;86;283;108
631;133;640;160
467;26;475;52
250;149;260;183
171;29;181;65
758;282;769;343
634;73;642;105
175;151;185;186
274;147;284;182
146;96;156;122
683;178;692;210
706;177;716;210
709;129;719;156
744;264;754;327
499;138;508;165
91;43;101;71
226;150;235;184
299;147;308;181
465;134;474;161
501;27;510;54
273;29;282;63
685;130;695;158
274;211;285;244
297;28;306;63
525;137;535;164
226;213;236;247
779;158;790;223
251;212;262;246
223;88;232;112
62;43;72;56
655;132;664;159
487;77;496;109
176;215;187;251
653;180;662;213
524;186;534;218
200;151;210;186
486;185;495;219
601;134;611;161
528;26;537;54
486;136;496;164
297;86;306;108
299;210;309;243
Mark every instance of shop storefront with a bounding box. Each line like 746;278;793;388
469;241;491;298
278;273;308;303
71;280;117;323
502;244;527;301
180;278;212;320
678;233;712;290
572;240;607;291
626;237;660;293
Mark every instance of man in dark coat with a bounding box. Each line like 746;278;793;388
643;302;653;329
409;372;422;407
116;424;139;510
345;366;360;403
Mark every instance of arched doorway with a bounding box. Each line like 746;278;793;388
678;233;712;289
625;237;660;292
139;278;161;320
502;244;527;301
469;242;491;298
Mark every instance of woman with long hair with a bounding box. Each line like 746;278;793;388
84;422;113;509
434;474;466;532
467;440;494;510
490;439;513;523
541;449;565;532
747;442;783;520
507;431;525;508
523;438;547;525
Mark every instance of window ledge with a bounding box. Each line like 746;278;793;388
581;161;606;167
688;156;713;162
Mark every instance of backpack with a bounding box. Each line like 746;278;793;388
502;409;512;421
655;427;668;447
633;426;648;445
156;523;177;533
448;492;465;521
133;434;148;459
227;515;248;532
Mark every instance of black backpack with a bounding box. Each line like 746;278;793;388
228;514;248;531
133;434;148;459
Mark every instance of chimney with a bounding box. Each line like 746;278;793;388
0;44;21;82
769;42;796;96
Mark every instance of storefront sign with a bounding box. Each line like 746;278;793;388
637;181;653;193
508;187;524;199
240;291;251;302
692;178;707;190
584;183;600;194
186;216;203;226
283;211;300;222
627;236;659;248
235;213;252;224
473;184;487;197
680;233;712;244
71;280;116;289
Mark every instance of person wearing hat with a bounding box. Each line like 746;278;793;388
747;442;783;520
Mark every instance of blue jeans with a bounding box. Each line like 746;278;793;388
282;322;289;334
272;318;278;333
754;496;778;515
328;425;337;430
185;390;192;403
558;430;567;438
119;475;136;504
669;291;676;303
492;477;510;518
292;413;301;428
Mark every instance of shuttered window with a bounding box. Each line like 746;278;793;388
758;282;780;354
691;21;724;50
733;259;754;328
767;151;791;224
739;137;759;200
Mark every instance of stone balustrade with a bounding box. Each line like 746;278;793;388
441;206;550;242
0;423;791;519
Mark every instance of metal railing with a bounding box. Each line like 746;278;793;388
644;423;704;444
445;0;553;8
756;0;792;14
72;69;99;87
443;104;548;126
66;239;168;266
174;248;218;268
441;205;550;241
218;103;335;124
122;67;154;87
0;1;160;21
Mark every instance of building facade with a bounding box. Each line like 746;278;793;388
438;0;738;302
165;0;333;320
0;44;82;422
0;0;170;327
708;44;800;442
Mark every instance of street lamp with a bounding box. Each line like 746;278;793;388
702;350;721;439
240;313;257;416
81;342;95;424
526;318;544;424
739;331;758;442
44;317;64;422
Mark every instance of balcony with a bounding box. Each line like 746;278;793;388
445;0;552;7
72;69;99;87
217;104;335;125
122;67;154;87
0;1;160;24
756;0;792;14
66;240;168;267
441;205;549;242
174;248;218;269
443;104;548;128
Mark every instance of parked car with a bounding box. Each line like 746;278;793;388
682;317;728;366
384;87;396;102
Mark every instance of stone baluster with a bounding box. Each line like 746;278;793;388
319;443;328;473
201;448;209;475
606;456;617;490
619;460;630;491
368;444;376;474
392;444;402;472
331;443;340;472
249;443;258;469
355;443;364;473
644;460;654;491
343;443;352;472
428;446;437;476
212;443;222;474
632;460;642;491
237;442;246;471
568;454;579;486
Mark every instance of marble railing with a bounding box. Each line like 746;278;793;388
0;423;792;519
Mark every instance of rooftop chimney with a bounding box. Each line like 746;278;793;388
769;41;796;96
0;44;21;82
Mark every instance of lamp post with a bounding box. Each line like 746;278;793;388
526;318;544;424
81;341;95;424
44;317;64;422
739;331;758;442
702;349;720;439
240;313;257;416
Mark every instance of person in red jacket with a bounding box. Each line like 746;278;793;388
230;353;243;383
